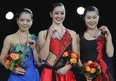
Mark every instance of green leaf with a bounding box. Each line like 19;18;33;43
96;68;101;74
9;60;15;70
16;57;22;64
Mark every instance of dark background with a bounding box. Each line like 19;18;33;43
0;0;115;81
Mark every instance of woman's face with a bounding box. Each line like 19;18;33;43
50;6;66;25
84;11;99;29
17;12;33;31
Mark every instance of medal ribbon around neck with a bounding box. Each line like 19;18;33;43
50;26;65;39
17;30;30;45
87;29;100;39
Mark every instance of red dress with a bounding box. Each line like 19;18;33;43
40;30;76;81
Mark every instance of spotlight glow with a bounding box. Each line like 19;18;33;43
5;11;14;20
77;7;85;15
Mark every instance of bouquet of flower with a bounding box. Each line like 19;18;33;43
5;53;22;70
4;43;31;70
80;60;101;79
62;50;79;65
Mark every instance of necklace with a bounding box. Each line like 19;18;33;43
17;30;29;46
87;29;99;38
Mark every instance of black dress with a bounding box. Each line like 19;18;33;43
79;32;114;81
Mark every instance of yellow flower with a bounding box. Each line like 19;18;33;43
85;66;91;72
71;53;78;58
88;60;93;65
10;53;20;60
70;58;77;64
5;60;10;69
62;50;79;65
81;60;102;78
62;52;68;57
90;68;96;73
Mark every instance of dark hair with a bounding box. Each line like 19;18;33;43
83;6;99;18
50;2;65;12
16;8;33;19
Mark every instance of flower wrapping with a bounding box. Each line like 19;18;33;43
62;50;79;65
80;60;101;78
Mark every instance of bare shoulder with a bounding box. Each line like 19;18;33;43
76;34;80;41
4;34;14;41
67;29;77;36
38;30;47;36
3;33;16;45
38;30;48;40
76;34;80;38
